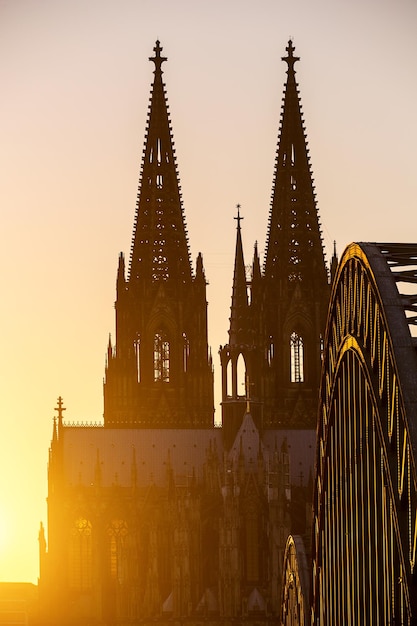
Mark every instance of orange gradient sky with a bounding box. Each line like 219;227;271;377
1;0;416;583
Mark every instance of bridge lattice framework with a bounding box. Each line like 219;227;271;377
312;242;417;625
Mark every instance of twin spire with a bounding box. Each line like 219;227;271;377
223;39;329;436
106;39;328;433
129;40;192;288
264;39;327;290
229;39;327;339
104;42;214;428
131;38;326;297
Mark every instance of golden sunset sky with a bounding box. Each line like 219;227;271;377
1;0;416;583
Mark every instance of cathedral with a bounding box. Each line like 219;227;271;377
38;40;330;625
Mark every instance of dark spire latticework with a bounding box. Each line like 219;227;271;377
229;205;249;346
260;39;330;429
129;40;192;291
104;41;214;428
221;40;330;442
264;40;328;293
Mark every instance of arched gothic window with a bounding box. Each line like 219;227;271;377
290;331;304;383
154;332;170;382
236;353;246;397
69;517;93;590
226;359;232;397
107;519;128;583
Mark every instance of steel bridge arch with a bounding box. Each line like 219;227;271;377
281;535;310;626
312;243;417;625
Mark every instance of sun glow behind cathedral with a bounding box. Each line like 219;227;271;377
28;38;326;623
1;0;417;621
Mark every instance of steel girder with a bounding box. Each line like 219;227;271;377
312;243;417;625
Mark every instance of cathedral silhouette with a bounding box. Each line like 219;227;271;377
38;40;331;625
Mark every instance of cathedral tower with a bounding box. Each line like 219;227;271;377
220;40;329;444
104;41;214;428
261;40;329;428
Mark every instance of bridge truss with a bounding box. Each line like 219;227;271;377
312;243;417;625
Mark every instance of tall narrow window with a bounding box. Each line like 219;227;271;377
290;331;304;383
291;143;295;166
236;353;246;397
107;519;128;584
267;337;274;367
154;332;170;382
183;333;189;372
135;335;141;382
69;518;93;590
226;359;232;397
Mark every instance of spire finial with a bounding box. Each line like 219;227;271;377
149;40;167;73
282;39;300;72
54;396;66;422
234;204;243;230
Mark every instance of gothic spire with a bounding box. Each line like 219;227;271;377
128;40;192;289
104;42;214;428
252;242;261;281
264;40;328;291
229;205;249;345
330;240;339;283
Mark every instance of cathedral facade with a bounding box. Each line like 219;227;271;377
38;40;329;625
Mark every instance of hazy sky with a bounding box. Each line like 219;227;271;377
1;0;416;583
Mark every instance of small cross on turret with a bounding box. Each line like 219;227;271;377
54;396;66;427
234;204;244;231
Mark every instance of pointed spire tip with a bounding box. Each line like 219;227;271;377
149;40;167;72
282;39;300;71
234;204;244;230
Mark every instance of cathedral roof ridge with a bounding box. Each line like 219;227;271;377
58;427;223;488
228;411;265;467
